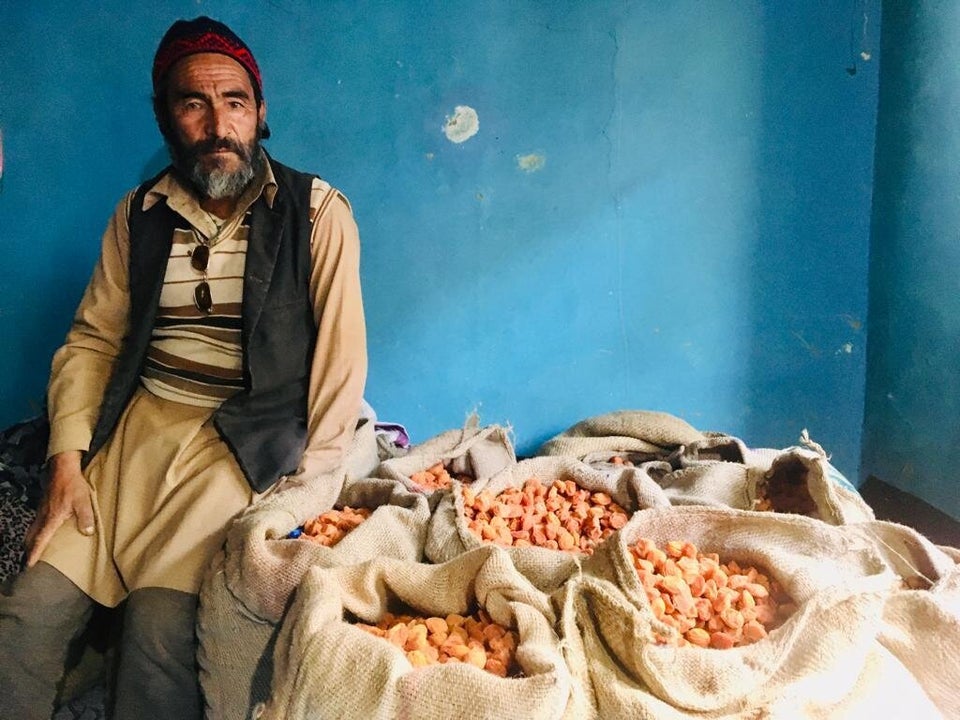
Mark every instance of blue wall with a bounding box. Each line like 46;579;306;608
862;1;960;520
0;2;878;478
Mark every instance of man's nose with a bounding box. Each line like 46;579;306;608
208;106;231;138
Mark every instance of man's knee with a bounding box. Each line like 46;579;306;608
0;562;93;632
122;587;199;663
0;564;97;720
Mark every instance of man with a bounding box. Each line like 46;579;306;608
0;17;367;720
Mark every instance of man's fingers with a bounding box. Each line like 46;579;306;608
75;494;96;536
25;515;65;568
24;486;94;568
25;453;95;567
23;513;42;553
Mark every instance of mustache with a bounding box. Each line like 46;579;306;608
191;136;250;158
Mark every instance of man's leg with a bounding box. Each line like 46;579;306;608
113;587;202;720
0;562;96;720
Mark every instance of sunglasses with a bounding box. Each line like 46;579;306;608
191;243;213;314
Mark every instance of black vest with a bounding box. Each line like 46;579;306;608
83;156;318;492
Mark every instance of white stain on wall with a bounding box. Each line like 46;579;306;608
516;152;546;173
443;105;479;143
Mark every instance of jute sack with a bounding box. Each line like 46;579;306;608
661;436;874;524
213;415;416;624
426;455;670;592
196;420;403;720
255;546;573;720
222;474;431;623
565;505;895;715
858;521;960;717
556;574;943;720
536;409;706;461
374;417;515;501
197;549;278;720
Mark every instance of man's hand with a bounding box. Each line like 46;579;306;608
25;450;95;567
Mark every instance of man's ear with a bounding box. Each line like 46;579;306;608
258;99;271;139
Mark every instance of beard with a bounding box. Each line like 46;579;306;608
167;128;265;200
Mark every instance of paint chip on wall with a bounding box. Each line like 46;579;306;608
838;313;862;331
516;152;546;173
444;105;479;143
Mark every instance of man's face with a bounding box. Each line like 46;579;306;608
163;52;267;200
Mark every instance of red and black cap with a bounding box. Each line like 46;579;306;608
153;16;263;98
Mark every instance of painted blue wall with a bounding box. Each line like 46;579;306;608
0;2;878;478
862;1;960;520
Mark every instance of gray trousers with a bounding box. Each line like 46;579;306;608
0;562;202;720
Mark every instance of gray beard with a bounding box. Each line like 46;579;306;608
168;133;265;201
189;156;258;200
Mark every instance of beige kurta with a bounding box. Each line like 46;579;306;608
42;162;367;607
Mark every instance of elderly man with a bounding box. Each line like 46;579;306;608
0;16;366;720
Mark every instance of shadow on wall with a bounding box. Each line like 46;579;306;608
740;2;877;478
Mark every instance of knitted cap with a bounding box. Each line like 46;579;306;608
153;17;262;96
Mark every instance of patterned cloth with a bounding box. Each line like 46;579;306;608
0;414;47;583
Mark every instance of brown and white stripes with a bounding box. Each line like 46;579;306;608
140;213;249;406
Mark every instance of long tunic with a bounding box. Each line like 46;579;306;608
41;163;367;607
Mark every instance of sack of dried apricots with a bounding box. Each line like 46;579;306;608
661;432;874;524
426;455;670;592
375;417;515;502
222;475;431;623
536;409;706;462
555;505;939;718
199;472;431;719
254;546;574;720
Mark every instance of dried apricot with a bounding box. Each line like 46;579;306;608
628;537;793;649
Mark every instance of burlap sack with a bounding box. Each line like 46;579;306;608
212;417;421;623
375;417;515;501
222;474;431;623
426;455;670;592
848;520;960;588
860;521;960;716
661;436;874;524
562;505;898;715
556;578;944;720
255;547;573;720
199;425;429;719
197;549;278;720
536;409;706;460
